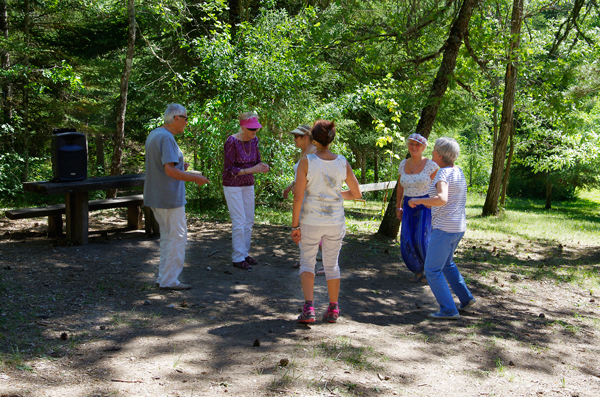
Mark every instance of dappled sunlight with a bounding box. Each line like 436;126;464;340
2;194;600;396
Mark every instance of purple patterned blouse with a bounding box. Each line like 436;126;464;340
222;135;262;187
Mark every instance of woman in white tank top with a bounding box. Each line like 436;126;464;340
290;120;362;324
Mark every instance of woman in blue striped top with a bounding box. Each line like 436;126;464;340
408;137;476;320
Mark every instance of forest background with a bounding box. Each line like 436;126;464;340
1;0;599;228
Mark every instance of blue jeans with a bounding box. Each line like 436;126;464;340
424;229;473;316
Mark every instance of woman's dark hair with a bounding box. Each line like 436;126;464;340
311;120;336;146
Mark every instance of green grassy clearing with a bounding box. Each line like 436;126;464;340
466;193;600;245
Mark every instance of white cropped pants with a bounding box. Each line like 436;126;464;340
298;223;346;281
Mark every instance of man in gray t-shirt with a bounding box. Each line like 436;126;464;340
144;103;209;290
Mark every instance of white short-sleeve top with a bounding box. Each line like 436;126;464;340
398;159;438;197
429;166;467;233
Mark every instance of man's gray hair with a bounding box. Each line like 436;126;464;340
434;137;460;164
164;103;187;124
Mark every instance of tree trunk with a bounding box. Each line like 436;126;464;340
469;155;473;186
377;177;401;238
95;133;105;174
22;0;30;180
360;151;366;184
374;152;379;183
482;0;523;216
412;0;478;139
500;121;515;206
378;0;477;238
0;0;12;127
107;0;136;198
229;0;240;39
492;81;499;153
545;177;552;210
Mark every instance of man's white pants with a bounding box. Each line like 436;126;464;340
223;185;255;262
151;206;187;288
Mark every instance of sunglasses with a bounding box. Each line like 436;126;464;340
177;115;188;120
247;128;258;131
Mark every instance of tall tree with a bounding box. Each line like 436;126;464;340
481;0;523;216
107;0;136;198
0;0;11;125
500;120;515;206
377;0;478;238
22;0;30;180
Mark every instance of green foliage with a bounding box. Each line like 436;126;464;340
1;0;599;213
0;154;54;205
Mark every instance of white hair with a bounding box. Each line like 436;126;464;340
434;137;460;164
164;103;187;124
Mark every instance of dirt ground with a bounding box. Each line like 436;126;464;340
1;210;599;397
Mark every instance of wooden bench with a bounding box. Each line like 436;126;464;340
5;194;158;237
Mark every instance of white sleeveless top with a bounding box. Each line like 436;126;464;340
300;154;347;226
398;158;438;197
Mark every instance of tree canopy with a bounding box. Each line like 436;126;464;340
1;0;598;220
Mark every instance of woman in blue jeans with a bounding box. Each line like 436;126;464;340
408;137;476;320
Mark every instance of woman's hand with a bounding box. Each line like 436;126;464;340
396;208;403;221
283;184;294;199
291;229;301;244
256;162;270;173
408;198;420;208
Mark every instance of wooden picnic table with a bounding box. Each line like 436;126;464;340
23;174;146;245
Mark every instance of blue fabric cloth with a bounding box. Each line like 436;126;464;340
400;195;432;274
424;229;473;316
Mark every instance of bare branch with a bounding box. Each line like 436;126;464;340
455;76;477;100
407;45;445;67
464;30;494;81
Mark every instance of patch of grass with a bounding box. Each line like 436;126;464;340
468;319;497;331
467;192;600;245
269;358;302;389
111;313;128;327
319;336;381;371
173;346;183;369
495;358;507;375
0;344;25;370
552;319;580;335
529;342;548;354
464;368;491;378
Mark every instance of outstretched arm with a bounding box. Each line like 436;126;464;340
165;163;209;187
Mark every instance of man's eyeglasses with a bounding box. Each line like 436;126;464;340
177;115;188;120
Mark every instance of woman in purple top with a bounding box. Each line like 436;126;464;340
222;112;270;270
